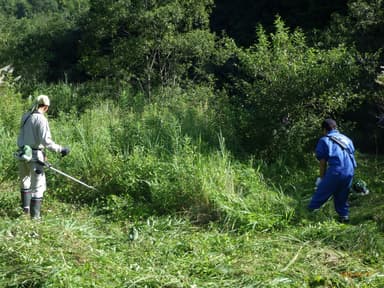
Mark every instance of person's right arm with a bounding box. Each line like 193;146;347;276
36;115;62;153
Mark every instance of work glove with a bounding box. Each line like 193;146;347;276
60;147;70;157
315;177;322;187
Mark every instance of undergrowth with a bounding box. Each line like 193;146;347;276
0;193;383;287
1;80;383;287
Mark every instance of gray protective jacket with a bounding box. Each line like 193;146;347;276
17;111;62;152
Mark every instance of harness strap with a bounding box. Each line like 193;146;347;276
327;135;348;150
327;135;357;168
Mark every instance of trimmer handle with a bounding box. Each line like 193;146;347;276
35;159;50;167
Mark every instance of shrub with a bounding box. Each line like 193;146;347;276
41;94;293;231
218;17;365;162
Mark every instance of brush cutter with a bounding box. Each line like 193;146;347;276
35;159;98;191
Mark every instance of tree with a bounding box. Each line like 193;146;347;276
0;14;82;83
319;0;384;53
217;17;364;161
0;0;62;18
79;0;215;99
0;1;88;83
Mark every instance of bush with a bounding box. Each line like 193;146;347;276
218;17;365;162
41;93;293;231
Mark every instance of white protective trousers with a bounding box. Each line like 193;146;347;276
19;150;46;198
17;110;63;198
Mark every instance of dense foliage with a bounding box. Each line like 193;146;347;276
1;0;383;155
1;1;384;286
1;65;384;287
0;0;383;214
80;0;216;96
215;18;366;159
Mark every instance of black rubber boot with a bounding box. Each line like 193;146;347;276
30;197;43;220
338;215;350;224
21;189;32;214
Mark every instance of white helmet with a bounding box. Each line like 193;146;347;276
36;95;50;106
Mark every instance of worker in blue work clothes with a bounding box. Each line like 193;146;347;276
308;118;357;223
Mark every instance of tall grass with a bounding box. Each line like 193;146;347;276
3;80;384;232
0;81;25;183
1;81;384;287
21;83;293;231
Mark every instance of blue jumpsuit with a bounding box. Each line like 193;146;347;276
308;129;357;218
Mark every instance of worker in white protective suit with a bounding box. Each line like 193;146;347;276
17;95;70;219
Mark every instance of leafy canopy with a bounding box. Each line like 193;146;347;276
219;17;363;160
80;0;215;97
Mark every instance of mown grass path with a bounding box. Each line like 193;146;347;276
0;190;383;288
